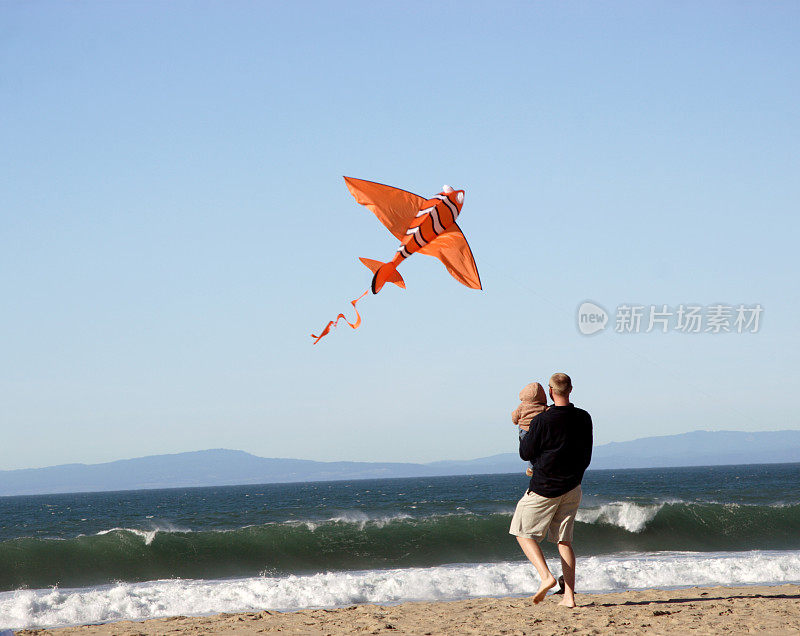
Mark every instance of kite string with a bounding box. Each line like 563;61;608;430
311;290;369;344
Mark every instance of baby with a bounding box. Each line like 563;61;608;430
511;382;549;477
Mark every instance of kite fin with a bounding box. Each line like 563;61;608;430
359;257;406;290
368;260;404;294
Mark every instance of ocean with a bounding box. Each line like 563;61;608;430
1;462;799;629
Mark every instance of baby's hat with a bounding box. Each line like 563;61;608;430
519;382;547;404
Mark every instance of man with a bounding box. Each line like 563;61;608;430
509;372;593;608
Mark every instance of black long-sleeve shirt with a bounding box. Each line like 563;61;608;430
520;403;593;497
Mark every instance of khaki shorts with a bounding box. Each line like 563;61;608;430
509;485;582;543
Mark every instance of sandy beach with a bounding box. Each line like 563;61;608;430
17;584;800;635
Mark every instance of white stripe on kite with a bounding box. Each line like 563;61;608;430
430;208;445;234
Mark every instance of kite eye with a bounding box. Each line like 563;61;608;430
456;191;464;205
442;185;454;193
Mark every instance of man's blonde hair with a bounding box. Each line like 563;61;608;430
549;373;572;397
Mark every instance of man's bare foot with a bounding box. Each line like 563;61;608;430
558;598;576;608
532;575;557;603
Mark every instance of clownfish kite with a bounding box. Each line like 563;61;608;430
311;177;482;344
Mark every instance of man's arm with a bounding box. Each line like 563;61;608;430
581;414;594;470
519;413;541;461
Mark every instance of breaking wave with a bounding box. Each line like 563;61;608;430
2;503;799;591
3;550;799;630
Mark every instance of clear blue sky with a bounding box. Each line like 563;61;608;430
2;1;798;470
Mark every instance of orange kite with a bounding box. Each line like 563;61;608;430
311;177;482;344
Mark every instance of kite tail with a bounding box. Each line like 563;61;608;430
311;291;369;344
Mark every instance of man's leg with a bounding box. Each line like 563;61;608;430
516;536;557;603
557;541;576;608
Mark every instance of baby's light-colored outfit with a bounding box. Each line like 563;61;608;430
511;382;548;476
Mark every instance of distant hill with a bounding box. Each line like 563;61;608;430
0;450;449;497
589;430;800;470
1;430;798;496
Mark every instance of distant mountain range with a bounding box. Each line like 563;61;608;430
2;430;799;497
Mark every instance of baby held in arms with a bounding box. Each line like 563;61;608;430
511;382;549;477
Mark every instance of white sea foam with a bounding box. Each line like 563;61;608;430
576;502;664;532
77;504;672;543
300;512;417;531
86;514;441;540
2;550;799;630
93;523;191;546
95;528;159;546
579;550;800;592
298;510;491;532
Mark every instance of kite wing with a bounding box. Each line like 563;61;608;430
418;224;482;290
343;177;425;241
